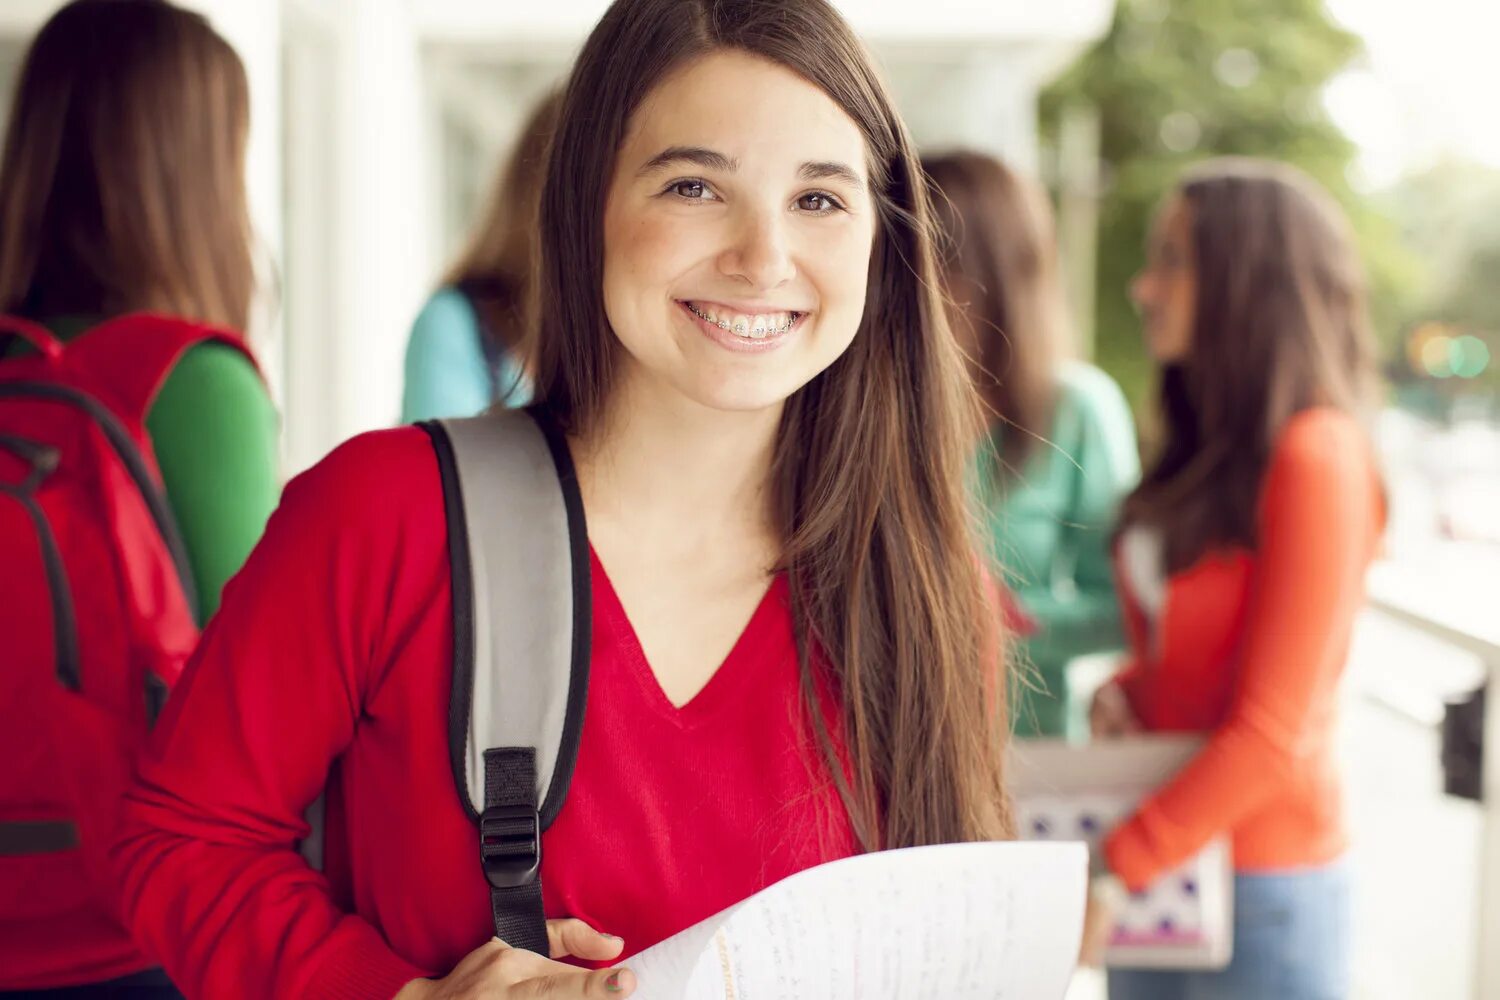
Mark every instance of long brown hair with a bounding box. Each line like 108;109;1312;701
1122;158;1380;572
0;0;254;331
923;151;1066;470
444;88;563;372
534;0;1011;848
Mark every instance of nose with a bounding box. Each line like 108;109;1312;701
719;207;796;290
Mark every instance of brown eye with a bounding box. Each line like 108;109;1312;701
673;180;707;199
798;192;840;213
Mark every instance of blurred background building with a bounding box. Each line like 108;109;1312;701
1;1;1496;998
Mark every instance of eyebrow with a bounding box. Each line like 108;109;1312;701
798;160;865;188
636;145;867;189
637;146;738;176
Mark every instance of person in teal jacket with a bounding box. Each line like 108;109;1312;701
925;151;1140;739
401;91;562;422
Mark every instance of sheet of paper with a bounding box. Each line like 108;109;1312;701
627;841;1087;1000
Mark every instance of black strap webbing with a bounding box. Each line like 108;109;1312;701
481;747;547;954
0;819;79;856
0;433;80;692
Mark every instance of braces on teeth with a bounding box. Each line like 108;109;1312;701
686;303;798;338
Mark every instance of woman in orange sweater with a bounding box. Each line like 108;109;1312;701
1090;158;1384;1000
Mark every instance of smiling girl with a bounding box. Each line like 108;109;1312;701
113;1;1013;998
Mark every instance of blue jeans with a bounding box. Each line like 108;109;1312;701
1108;860;1351;1000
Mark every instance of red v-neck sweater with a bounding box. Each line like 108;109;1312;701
113;427;859;1000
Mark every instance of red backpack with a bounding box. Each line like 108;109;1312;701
0;313;256;989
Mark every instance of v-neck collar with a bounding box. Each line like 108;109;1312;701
588;545;787;729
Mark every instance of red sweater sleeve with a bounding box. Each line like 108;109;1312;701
1105;412;1381;890
112;431;434;999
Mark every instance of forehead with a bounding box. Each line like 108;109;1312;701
620;49;869;173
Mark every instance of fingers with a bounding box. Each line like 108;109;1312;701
1089;703;1118;739
1088;690;1112;737
436;938;634;998
1090;683;1140;739
546;918;625;961
1089;707;1107;738
448;938;513;978
485;940;559;983
1078;885;1117;967
514;965;636;998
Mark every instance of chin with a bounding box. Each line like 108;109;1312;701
1145;335;1187;365
678;345;844;416
678;374;808;415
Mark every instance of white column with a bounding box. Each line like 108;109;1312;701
280;3;339;475
330;0;431;449
280;0;435;473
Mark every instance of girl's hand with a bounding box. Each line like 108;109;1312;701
1089;681;1143;739
1078;874;1125;967
395;919;635;999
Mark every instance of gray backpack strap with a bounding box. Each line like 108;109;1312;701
421;409;590;955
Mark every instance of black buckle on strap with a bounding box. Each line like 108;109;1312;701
479;804;540;888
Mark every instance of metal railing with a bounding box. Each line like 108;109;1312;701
1365;560;1500;1000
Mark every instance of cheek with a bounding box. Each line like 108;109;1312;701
1171;276;1196;326
603;207;695;304
804;224;875;312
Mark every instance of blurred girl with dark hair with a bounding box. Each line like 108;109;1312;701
401;90;562;421
1090;158;1385;1000
925;151;1139;739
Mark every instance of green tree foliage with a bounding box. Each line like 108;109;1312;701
1041;0;1417;417
1386;160;1500;332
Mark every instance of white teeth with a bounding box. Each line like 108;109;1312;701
686;302;797;338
